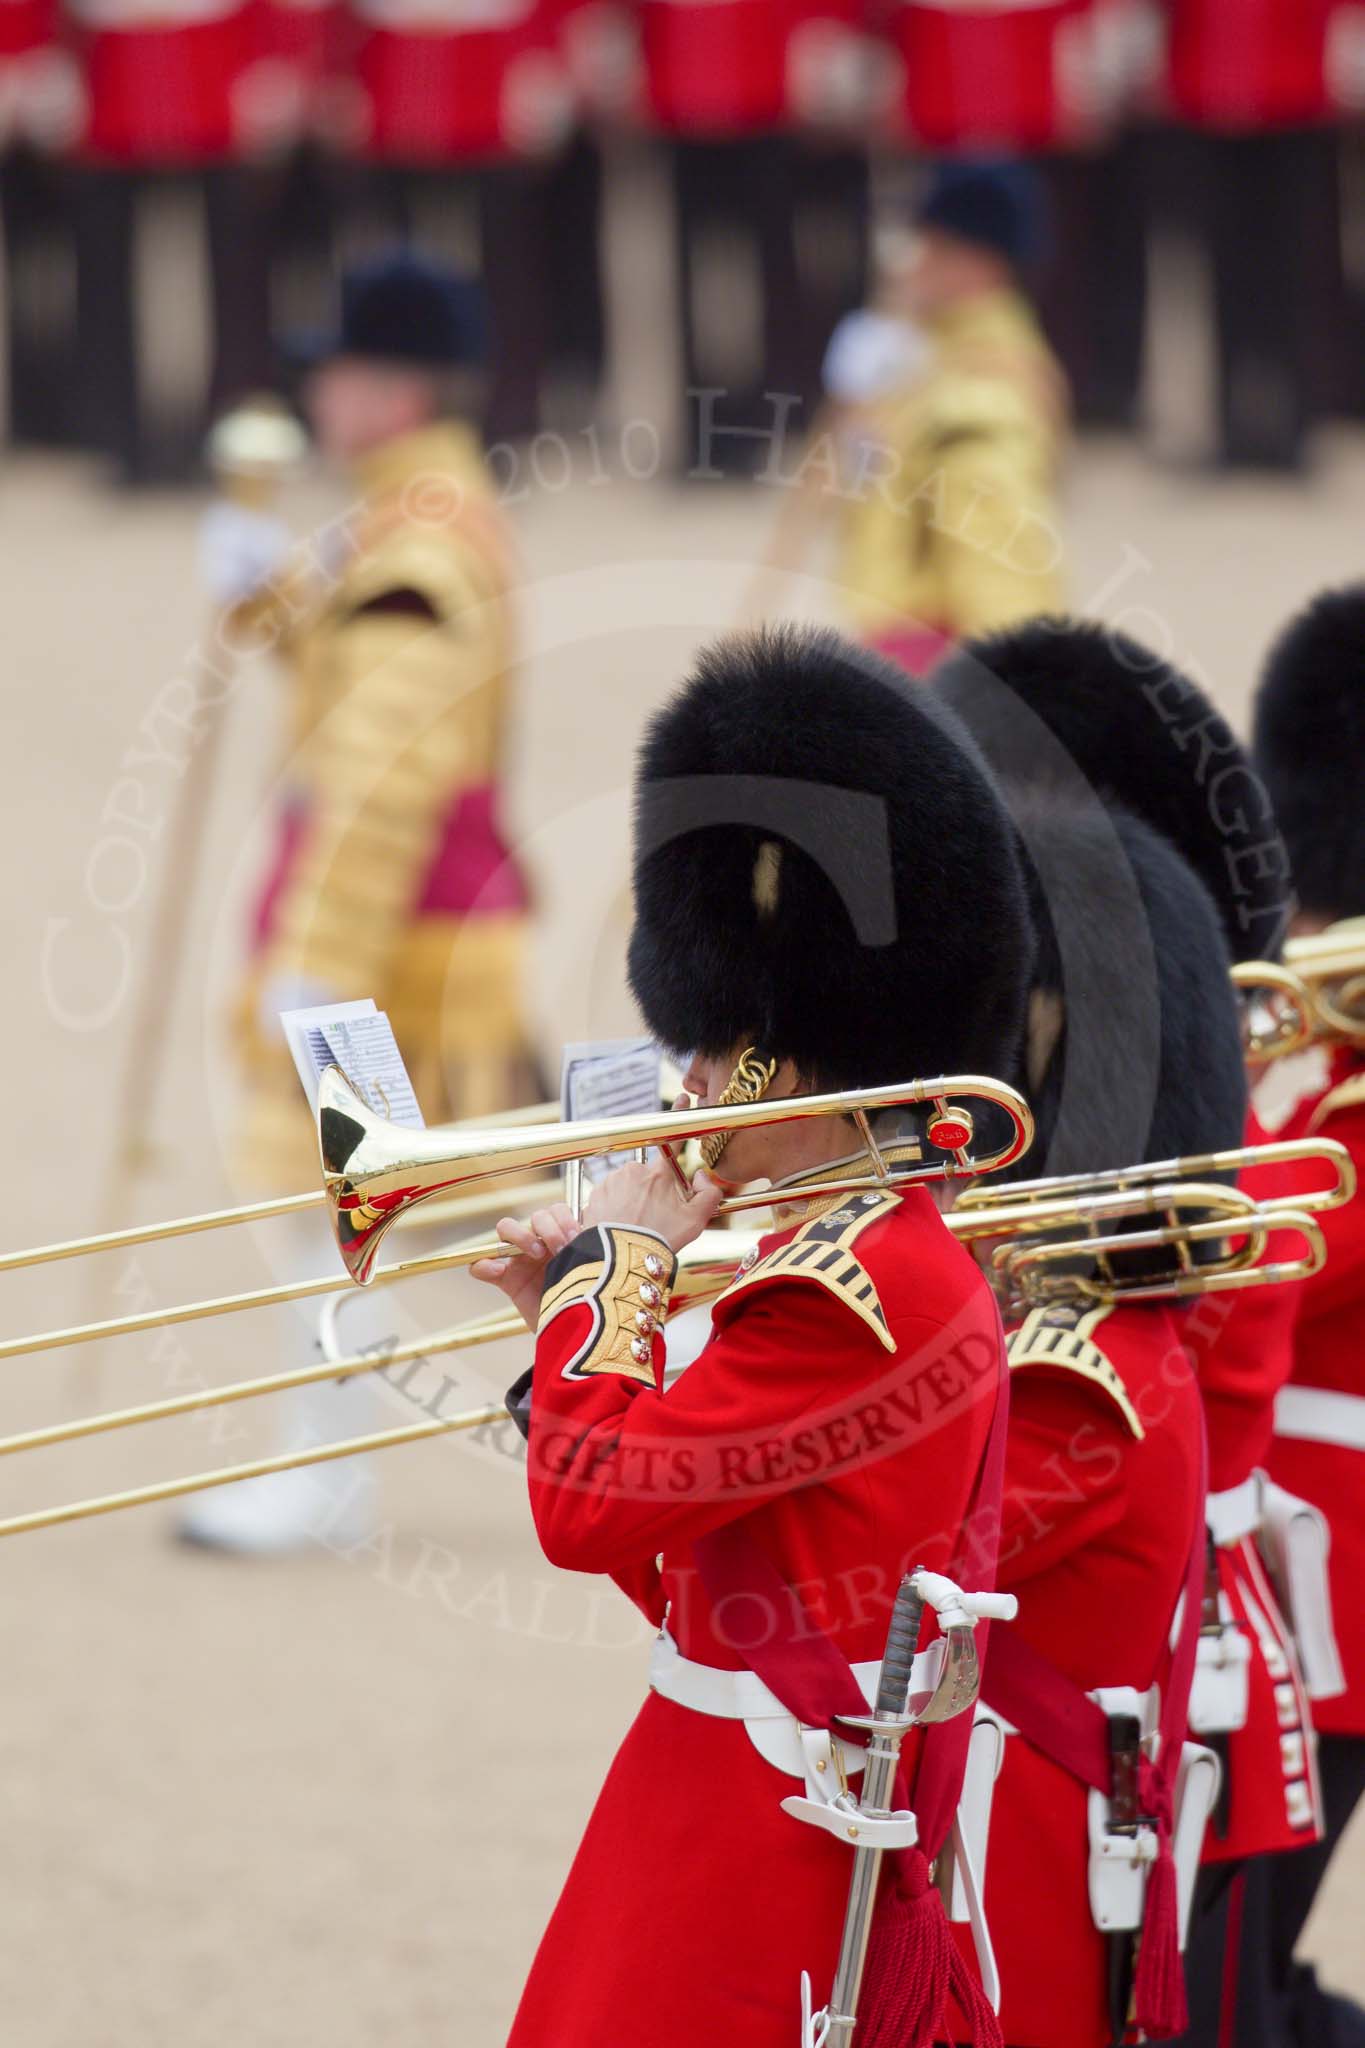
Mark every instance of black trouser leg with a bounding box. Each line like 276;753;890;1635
1268;1734;1365;2045
543;131;605;392
203;164;277;421
1037;133;1148;429
73;166;141;472
479;159;550;441
3;147;80;446
784;139;869;420
1162;1859;1301;2048
1205;127;1321;469
673;136;804;472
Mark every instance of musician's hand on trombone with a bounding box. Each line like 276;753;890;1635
581;1154;724;1250
471;1157;724;1331
472;1204;583;1330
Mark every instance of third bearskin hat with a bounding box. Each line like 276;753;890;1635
1004;793;1247;1178
932;618;1291;962
1254;584;1365;919
627;626;1033;1091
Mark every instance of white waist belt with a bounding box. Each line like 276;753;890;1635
1207;1475;1261;1547
1275;1385;1365;1452
649;1627;882;1725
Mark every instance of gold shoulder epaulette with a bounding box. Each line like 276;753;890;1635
1007;1304;1144;1439
339;529;491;625
1309;1072;1365;1133
717;1189;900;1351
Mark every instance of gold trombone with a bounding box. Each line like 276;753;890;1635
0;1071;1032;1539
1235;924;1365;1059
1233;961;1319;1063
951;1136;1355;1310
2;1071;1030;1364
0;1087;1348;1542
0;1227;759;1541
1282;921;1365;1045
317;1065;1035;1283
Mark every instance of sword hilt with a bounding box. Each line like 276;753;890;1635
874;1571;926;1719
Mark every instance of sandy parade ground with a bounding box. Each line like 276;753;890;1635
4;413;1365;2045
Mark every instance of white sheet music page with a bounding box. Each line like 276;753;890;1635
279;1000;426;1129
560;1037;663;1184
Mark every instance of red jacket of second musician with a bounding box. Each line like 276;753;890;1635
1265;1042;1365;1737
1182;1119;1322;1862
967;1299;1204;2048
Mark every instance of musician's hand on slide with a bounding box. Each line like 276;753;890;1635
470;1149;724;1330
583;1153;723;1252
472;1204;582;1330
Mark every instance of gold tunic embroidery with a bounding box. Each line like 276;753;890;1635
1007;1303;1145;1440
717;1189;901;1352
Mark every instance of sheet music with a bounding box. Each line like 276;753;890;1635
279;999;426;1129
560;1037;663;1184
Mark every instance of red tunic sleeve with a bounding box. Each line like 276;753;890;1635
997;1368;1135;1584
1189;1129;1305;1490
1294;1099;1365;1324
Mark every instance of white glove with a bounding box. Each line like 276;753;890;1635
821;309;932;406
197;500;293;608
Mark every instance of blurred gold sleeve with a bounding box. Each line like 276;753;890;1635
260;539;506;1003
913;382;1065;638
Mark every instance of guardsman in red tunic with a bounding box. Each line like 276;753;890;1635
889;0;1138;152
1159;0;1360;466
64;0;334;476
931;620;1301;2046
1253;586;1365;2048
342;0;601;440
474;624;1035;2046
640;0;884;471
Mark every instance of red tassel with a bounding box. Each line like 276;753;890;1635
1133;1844;1188;2041
858;1851;952;2048
948;1942;1004;2048
857;1850;1002;2048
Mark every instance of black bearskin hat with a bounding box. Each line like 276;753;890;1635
627;626;1033;1090
1006;796;1247;1177
932;618;1290;962
1254;584;1365;919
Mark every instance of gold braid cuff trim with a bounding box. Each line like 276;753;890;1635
716;1190;899;1352
538;1228;678;1386
1006;1304;1144;1440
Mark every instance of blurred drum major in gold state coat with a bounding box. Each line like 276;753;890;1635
837;283;1067;655
235;417;534;1189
